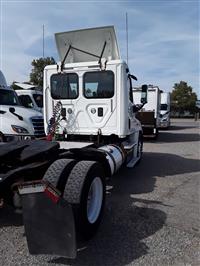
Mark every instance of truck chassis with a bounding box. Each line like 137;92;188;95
0;136;142;258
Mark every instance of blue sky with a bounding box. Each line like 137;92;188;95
0;0;199;97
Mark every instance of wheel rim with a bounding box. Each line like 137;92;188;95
87;177;103;224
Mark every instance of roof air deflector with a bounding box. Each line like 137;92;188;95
55;26;120;65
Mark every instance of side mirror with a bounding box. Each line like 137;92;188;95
9;107;15;113
129;74;137;81
141;84;148;104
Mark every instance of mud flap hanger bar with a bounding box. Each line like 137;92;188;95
60;41;107;71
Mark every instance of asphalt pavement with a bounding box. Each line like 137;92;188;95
0;118;199;266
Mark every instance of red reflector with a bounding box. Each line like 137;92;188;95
44;187;60;203
46;134;53;141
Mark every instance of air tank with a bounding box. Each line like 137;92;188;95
99;144;125;175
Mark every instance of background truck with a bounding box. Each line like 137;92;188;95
0;70;45;142
133;85;162;138
160;92;170;128
14;83;43;113
0;26;147;258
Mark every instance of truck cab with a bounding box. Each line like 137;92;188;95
15;83;43;113
133;85;162;137
0;71;45;141
44;26;143;145
160;92;170;128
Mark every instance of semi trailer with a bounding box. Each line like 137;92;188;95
133;85;162;138
0;26;147;258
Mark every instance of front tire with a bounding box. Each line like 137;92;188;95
63;161;106;240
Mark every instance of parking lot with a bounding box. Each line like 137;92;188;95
0;118;199;266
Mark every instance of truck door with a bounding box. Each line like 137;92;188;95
77;69;117;134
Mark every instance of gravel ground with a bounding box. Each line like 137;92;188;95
0;118;199;266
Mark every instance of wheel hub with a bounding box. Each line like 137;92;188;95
87;177;103;224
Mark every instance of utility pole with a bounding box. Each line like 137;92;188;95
43;24;45;58
126;12;129;65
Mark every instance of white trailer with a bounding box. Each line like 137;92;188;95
133;85;162;137
160;92;170;128
0;71;45;142
15;83;43;113
1;26;148;258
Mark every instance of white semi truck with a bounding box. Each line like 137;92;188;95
133;85;162;137
0;26;148;258
160;92;170;128
15;83;43;113
0;71;45;142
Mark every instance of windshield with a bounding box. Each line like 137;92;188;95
51;73;78;99
0;89;20;106
18;95;33;108
160;104;168;111
33;94;43;107
83;71;114;98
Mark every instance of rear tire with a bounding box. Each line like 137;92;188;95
43;159;76;193
63;160;106;240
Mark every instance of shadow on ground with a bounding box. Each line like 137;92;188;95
0;204;22;226
166;125;198;131
145;123;200;143
49;151;200;266
108;151;200;196
155;132;200;143
50;204;166;266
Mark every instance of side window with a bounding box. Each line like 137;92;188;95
83;71;114;99
160;104;168;111
51;73;79;99
18;95;34;108
33;94;43;108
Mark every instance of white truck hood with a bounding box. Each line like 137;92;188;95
55;26;120;64
0;105;42;118
0;105;43;136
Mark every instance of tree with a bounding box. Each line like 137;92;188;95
171;81;197;115
30;57;56;87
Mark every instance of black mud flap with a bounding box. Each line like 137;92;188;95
18;182;76;258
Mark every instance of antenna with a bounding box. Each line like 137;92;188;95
42;24;45;58
126;12;129;65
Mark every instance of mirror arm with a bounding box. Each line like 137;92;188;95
132;103;144;113
128;74;138;81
